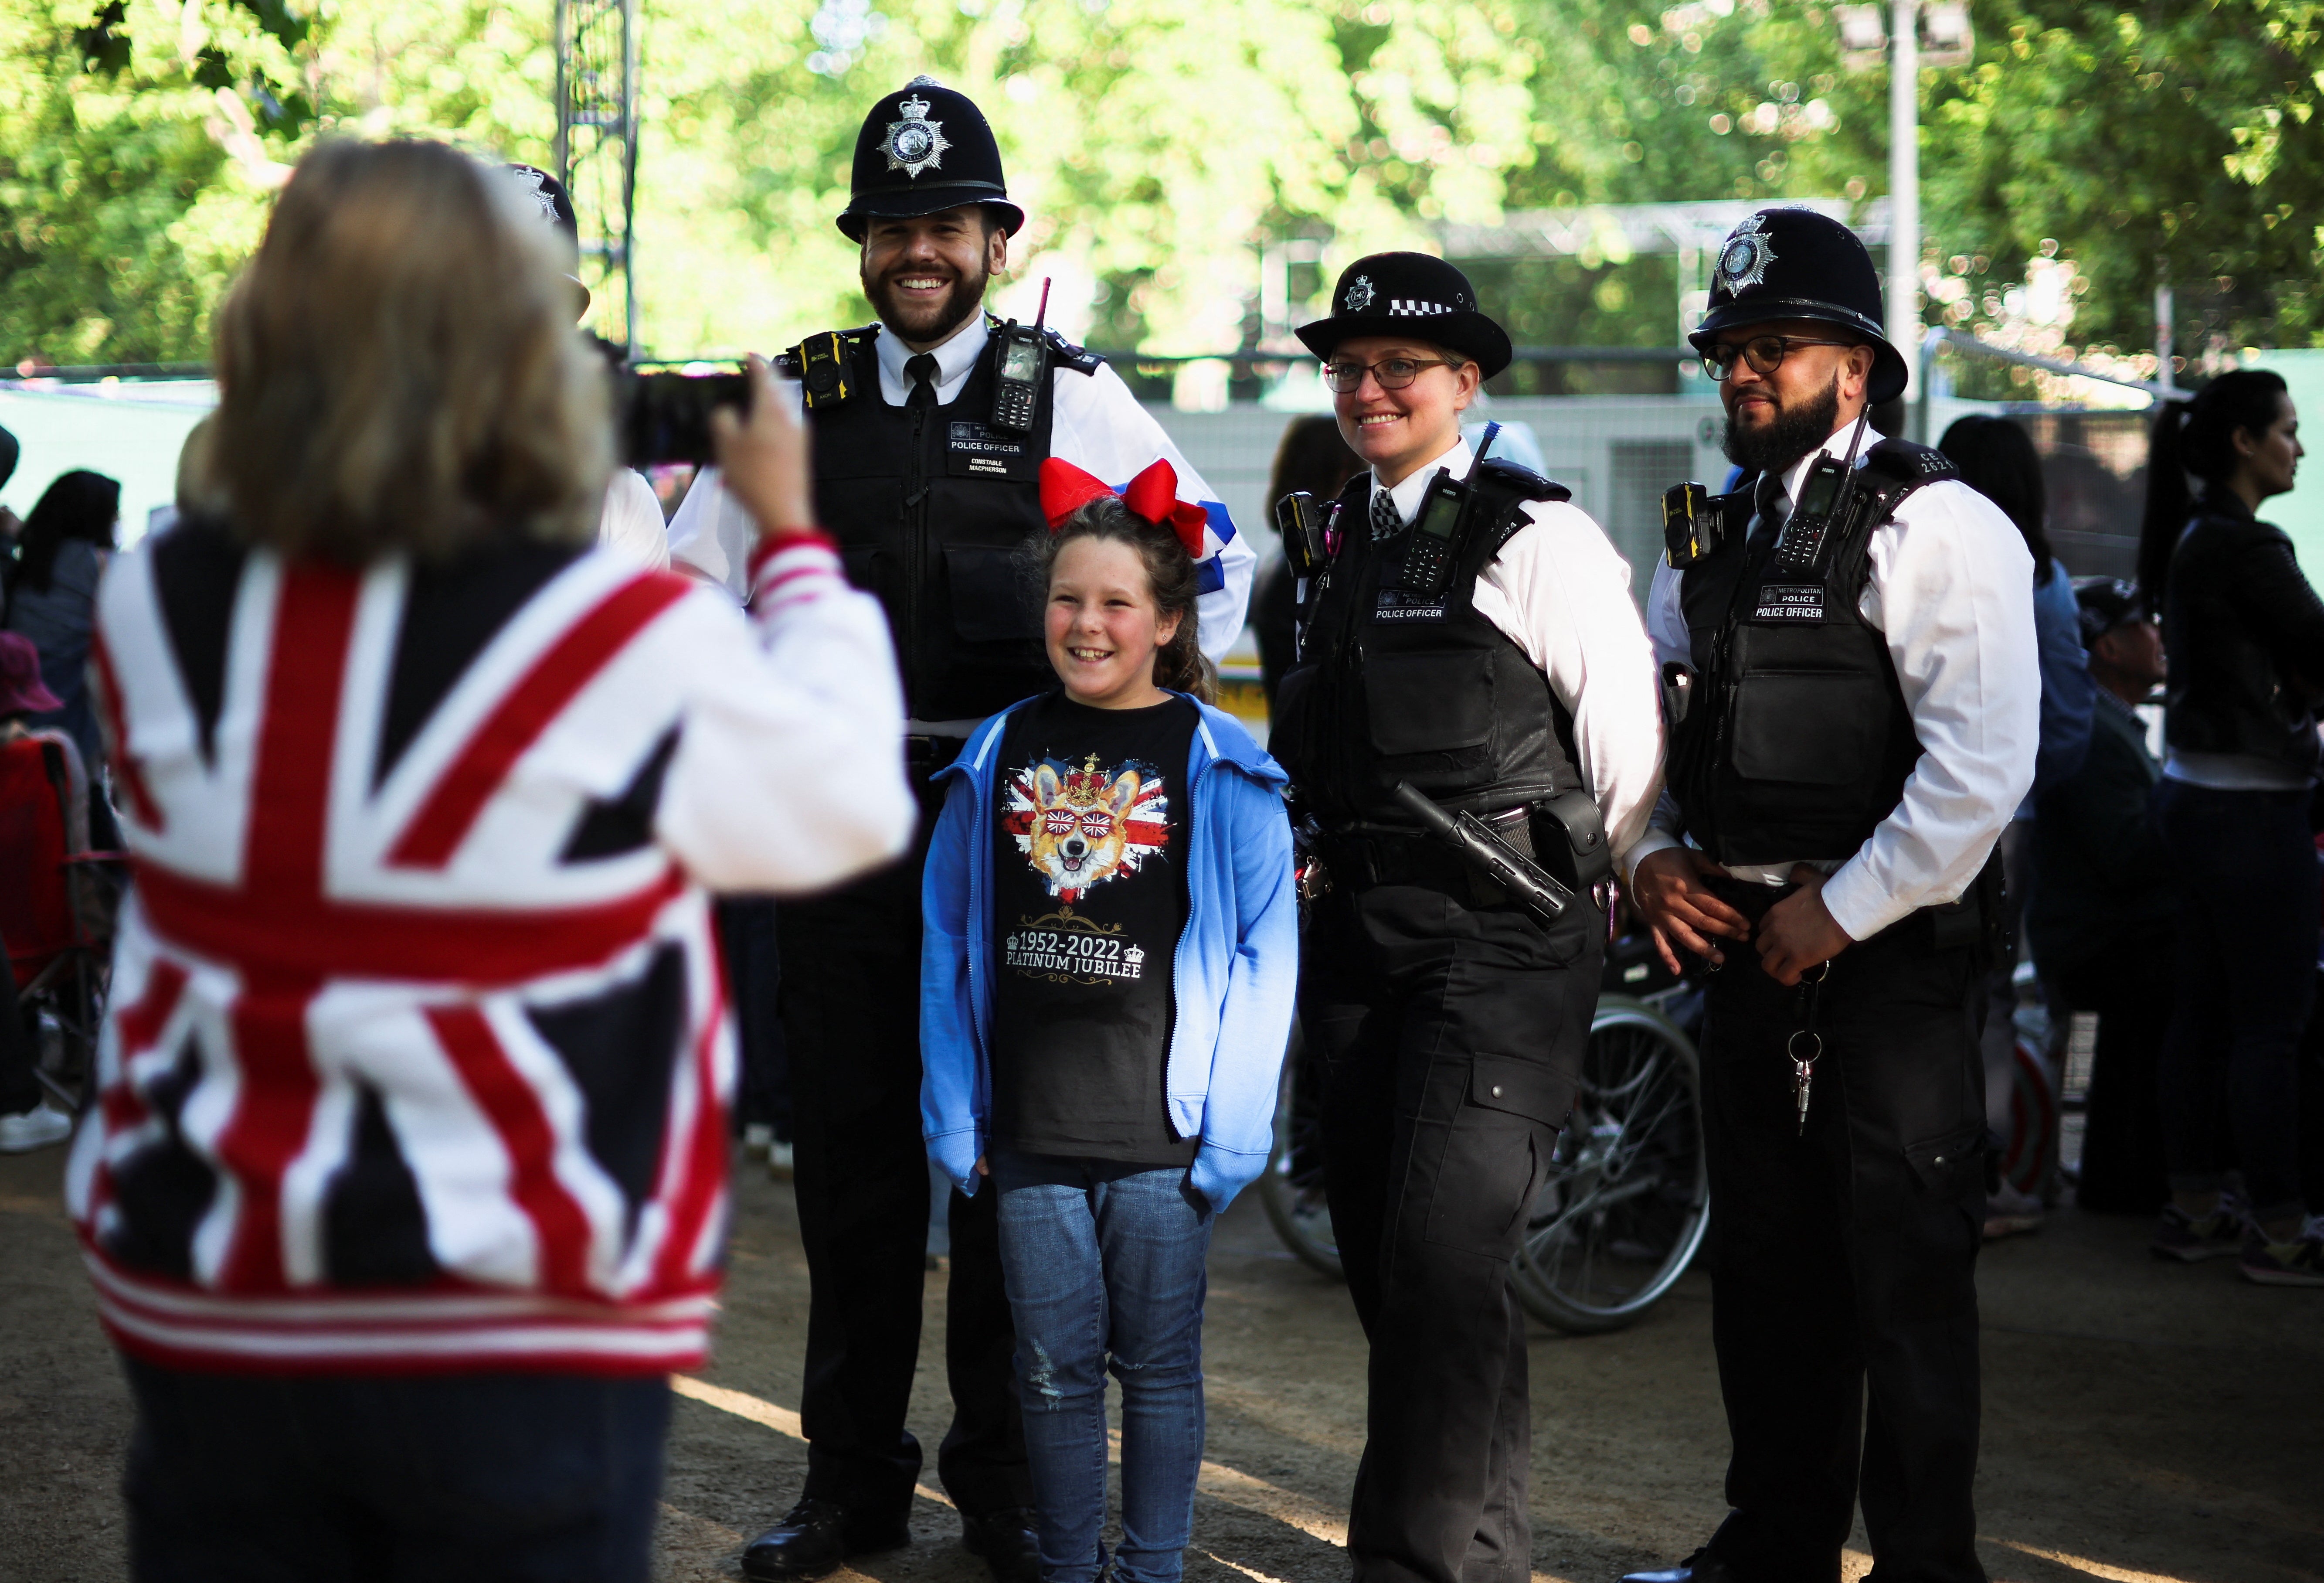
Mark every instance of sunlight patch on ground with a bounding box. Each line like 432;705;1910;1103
1988;1539;2203;1583
670;1374;954;1508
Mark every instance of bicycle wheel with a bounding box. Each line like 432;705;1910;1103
1512;994;1709;1334
1259;1021;1343;1280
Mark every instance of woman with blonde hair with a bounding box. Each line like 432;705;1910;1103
68;138;913;1581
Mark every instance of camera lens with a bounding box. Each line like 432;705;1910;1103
806;362;839;394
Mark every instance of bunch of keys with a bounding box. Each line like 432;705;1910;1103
1787;960;1833;1137
1787;1028;1821;1137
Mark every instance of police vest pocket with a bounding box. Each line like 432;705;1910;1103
839;545;880;592
944;546;1040;645
1730;669;1889;786
1364;651;1494;756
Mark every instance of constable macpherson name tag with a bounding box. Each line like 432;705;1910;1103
949;420;1033;478
1753;583;1827;621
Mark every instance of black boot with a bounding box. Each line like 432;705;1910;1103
1621;1549;1746;1583
741;1498;911;1582
960;1506;1042;1583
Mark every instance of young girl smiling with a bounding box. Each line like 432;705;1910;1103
920;459;1297;1583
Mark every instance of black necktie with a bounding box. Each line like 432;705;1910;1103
1748;470;1789;556
905;352;938;409
1370;482;1403;541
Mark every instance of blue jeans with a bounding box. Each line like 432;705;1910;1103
989;1149;1214;1583
120;1357;670;1582
2154;780;2321;1219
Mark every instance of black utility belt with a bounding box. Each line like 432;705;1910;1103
1705;871;1989;955
1320;809;1536;903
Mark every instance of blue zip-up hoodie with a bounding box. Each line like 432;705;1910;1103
920;692;1298;1212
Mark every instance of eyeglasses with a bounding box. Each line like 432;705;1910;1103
1699;334;1859;382
1321;355;1463;394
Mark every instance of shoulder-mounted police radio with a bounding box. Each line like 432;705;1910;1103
989;278;1052;434
1403;423;1568;597
1662;411;1875;575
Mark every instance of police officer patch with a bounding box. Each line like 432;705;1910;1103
881;90;951;178
1714;212;1775;298
1343;275;1376;313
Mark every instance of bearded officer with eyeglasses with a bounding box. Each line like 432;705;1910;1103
1272;254;1665;1583
1622;209;2039;1583
666;79;1254;1583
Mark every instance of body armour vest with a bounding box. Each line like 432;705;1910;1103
1667;438;1952;865
804;323;1098;721
1277;473;1581;828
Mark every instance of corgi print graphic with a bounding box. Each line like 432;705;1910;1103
1002;752;1169;902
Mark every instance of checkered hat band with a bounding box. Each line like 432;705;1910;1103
1386;299;1454;315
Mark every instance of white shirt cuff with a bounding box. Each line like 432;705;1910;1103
1619;826;1684;884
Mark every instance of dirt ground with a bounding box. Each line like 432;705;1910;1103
3;1140;2318;1583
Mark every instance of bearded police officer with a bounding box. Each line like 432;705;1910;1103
1622;210;2039;1583
1274;255;1664;1583
668;80;1254;1583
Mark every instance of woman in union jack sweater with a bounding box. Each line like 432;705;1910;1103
66;139;914;1581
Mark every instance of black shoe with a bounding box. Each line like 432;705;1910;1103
741;1498;911;1582
1621;1550;1743;1583
960;1506;1042;1583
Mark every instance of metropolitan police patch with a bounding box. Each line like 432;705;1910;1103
882;90;951;177
1713;212;1776;299
1343;275;1376;313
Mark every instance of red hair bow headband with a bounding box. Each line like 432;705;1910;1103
1039;457;1210;562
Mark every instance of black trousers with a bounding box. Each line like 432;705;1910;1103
775;774;1029;1522
122;1358;670;1583
1698;888;1987;1583
2045;932;2172;1215
1301;878;1602;1583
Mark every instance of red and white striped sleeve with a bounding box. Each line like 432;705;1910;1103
655;536;913;895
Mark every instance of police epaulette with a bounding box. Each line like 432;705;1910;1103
1041;326;1103;375
1858;436;1958;485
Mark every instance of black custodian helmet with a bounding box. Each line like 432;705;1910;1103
1295;252;1513;378
837;77;1025;242
1688;208;1909;405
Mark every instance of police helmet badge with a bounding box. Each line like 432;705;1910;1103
881;86;951;178
1343;274;1376;313
1713;212;1776;298
508;165;560;225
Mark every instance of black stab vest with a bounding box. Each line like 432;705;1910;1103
805;323;1092;721
1277;473;1580;828
1667;439;1951;864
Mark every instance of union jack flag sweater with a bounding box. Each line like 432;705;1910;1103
65;520;913;1375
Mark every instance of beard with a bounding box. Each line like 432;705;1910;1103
863;255;991;346
1722;374;1843;476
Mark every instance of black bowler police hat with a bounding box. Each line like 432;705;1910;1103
838;77;1025;242
1296;253;1513;379
1688;208;1908;405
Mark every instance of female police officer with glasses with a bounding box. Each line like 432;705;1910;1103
1272;253;1663;1583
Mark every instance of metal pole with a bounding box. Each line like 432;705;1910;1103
1888;0;1920;398
620;0;640;357
2154;276;2176;396
551;0;571;186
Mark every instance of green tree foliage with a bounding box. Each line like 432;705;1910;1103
2;0;2322;367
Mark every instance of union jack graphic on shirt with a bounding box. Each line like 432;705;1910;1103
1000;753;1168;903
63;528;881;1376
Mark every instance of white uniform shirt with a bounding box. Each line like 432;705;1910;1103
1625;423;2040;941
665;313;1256;667
597;468;671;571
1369;437;1666;861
